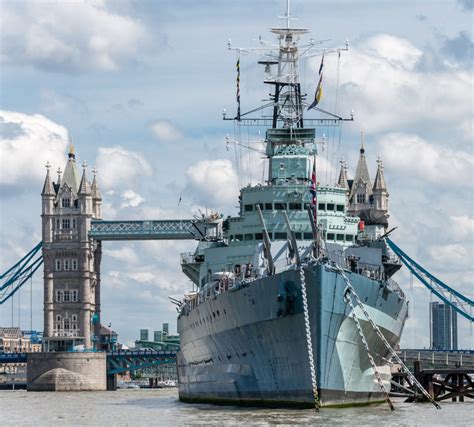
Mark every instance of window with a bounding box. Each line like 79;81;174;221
71;290;78;302
63;319;70;330
336;234;344;241
346;235;354;243
62;219;70;229
255;233;263;240
244;204;253;212
62;198;70;208
265;203;273;210
72;314;77;322
55;259;62;271
337;204;345;212
274;232;286;240
63;259;70;271
303;232;313;240
357;194;366;204
56;315;61;322
56;218;60;229
274;202;286;210
318;203;325;210
229;235;234;242
63;290;70;302
244;234;253;241
71;259;78;271
327;233;335;240
55;290;62;302
235;234;243;241
255;203;263;210
72;218;76;229
294;232;302;240
327;203;335;211
289;202;302;210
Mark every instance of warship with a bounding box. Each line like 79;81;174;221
176;4;408;408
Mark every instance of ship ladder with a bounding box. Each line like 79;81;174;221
337;266;441;410
299;265;321;411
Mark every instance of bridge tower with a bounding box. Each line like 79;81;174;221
41;144;102;351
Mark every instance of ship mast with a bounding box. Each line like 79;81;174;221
225;1;351;130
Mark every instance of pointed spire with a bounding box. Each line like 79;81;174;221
56;167;62;187
62;141;80;195
42;162;55;195
373;157;387;191
78;161;91;195
337;157;349;190
91;166;102;200
68;136;75;159
349;131;372;200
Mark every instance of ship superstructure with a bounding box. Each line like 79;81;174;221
176;4;408;408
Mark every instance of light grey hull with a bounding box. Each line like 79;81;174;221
177;264;407;407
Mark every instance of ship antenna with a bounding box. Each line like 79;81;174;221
278;0;296;30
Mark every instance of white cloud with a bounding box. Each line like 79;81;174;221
450;215;474;241
1;0;147;72
186;159;239;207
377;133;474;188
317;34;473;134
121;190;144;208
427;243;469;267
103;245;139;264
150;120;183;142
0;110;68;186
96;146;153;191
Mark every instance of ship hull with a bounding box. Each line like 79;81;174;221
177;264;407;408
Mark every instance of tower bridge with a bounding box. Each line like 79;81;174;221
1;144;473;391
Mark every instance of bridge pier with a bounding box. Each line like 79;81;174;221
27;351;106;391
107;373;117;391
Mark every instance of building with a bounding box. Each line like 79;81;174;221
337;134;389;240
135;324;180;351
41;144;103;351
98;325;118;352
431;302;458;350
0;327;42;353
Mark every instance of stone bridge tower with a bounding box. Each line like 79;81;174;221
41;145;102;351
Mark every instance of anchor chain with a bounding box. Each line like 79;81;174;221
299;265;321;410
343;289;395;410
337;266;441;410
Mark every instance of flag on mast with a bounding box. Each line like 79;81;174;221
309;157;317;222
308;55;324;110
236;58;241;120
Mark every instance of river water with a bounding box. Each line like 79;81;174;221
1;388;473;426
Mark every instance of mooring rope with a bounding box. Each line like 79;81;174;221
336;265;441;409
343;288;395;410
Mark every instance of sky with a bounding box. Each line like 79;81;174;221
0;0;473;348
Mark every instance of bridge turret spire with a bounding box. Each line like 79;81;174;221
373;157;387;191
337;157;349;191
91;166;102;219
41;162;55;196
78;162;91;195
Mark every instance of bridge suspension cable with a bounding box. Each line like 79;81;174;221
0;242;43;305
386;238;474;322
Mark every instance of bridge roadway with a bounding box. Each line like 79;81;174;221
0;349;178;374
3;349;473;371
397;349;474;370
89;219;195;240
